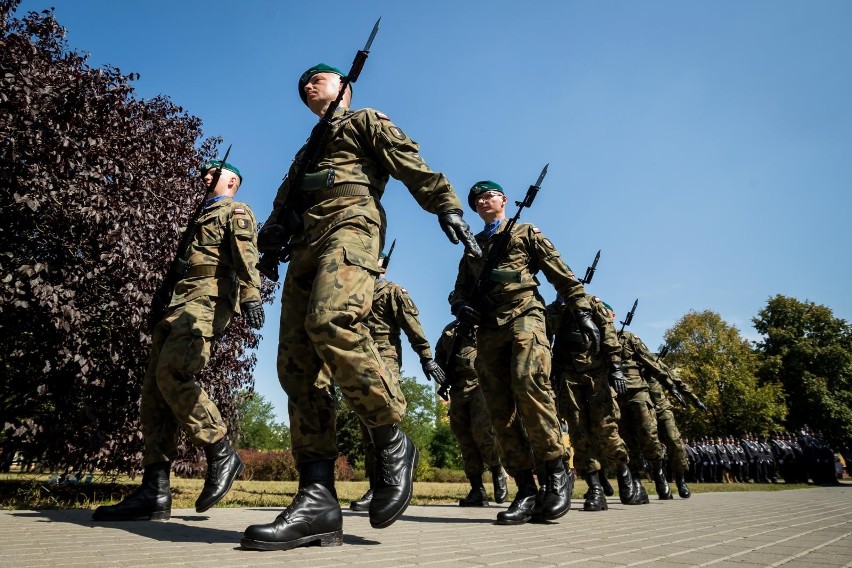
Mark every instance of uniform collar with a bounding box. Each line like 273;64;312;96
204;195;232;209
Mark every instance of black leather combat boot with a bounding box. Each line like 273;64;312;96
368;424;419;529
459;474;488;506
350;464;374;511
616;464;648;505
540;457;572;520
650;460;673;500
583;471;608;511
496;470;538;525
491;465;509;504
240;459;342;551
92;461;171;521
600;473;615;497
675;470;691;498
196;438;244;513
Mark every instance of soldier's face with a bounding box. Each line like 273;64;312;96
304;72;343;112
474;191;507;220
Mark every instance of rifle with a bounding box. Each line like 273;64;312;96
380;239;396;272
580;249;600;285
437;165;548;400
256;19;381;282
618;298;638;334
148;145;232;331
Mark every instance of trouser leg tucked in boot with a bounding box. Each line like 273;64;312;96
540;457;571;520
491;464;509;504
92;462;171;521
616;464;647;505
196;438;244;513
459;473;488;507
583;470;608;512
240;459;342;551
496;470;538;525
651;460;673;500
350;451;374;512
368;424;419;529
675;469;691;498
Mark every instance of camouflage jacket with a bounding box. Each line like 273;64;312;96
549;294;621;374
450;220;590;328
171;198;261;311
618;330;667;391
364;278;432;366
434;321;479;396
264;106;464;265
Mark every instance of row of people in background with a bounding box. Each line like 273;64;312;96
682;429;839;486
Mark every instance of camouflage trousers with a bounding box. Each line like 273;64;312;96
278;221;405;463
655;407;687;471
554;364;629;475
449;386;503;478
617;387;664;469
140;296;229;466
358;349;407;478
475;309;565;475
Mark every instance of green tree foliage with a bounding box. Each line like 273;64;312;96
663;310;786;438
753;295;852;447
0;2;274;476
428;421;462;469
235;391;290;450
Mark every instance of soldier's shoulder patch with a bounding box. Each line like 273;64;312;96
388;125;406;140
532;226;541;233
592;296;602;303
401;288;408;294
236;217;250;230
375;110;390;121
234;208;246;215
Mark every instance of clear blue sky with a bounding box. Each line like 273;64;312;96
18;0;852;422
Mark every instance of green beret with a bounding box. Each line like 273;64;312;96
467;180;504;210
202;160;242;183
601;301;614;313
298;63;346;105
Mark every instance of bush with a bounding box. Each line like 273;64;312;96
238;450;353;482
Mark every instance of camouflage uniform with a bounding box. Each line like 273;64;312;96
450;220;589;474
434;322;502;479
548;295;630;476
358;277;431;474
142;198;261;466
644;360;700;473
617;331;666;468
265;107;464;463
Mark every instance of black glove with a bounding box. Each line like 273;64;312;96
257;223;288;254
669;385;687;407
574;308;601;354
451;300;481;326
438;209;482;258
241;300;265;329
695;399;708;412
609;360;628;396
421;357;446;385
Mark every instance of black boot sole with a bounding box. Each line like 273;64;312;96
91;510;171;522
495;514;532;525
350;501;371;511
240;529;343;551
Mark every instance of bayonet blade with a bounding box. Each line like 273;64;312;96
364;18;381;52
534;163;549;188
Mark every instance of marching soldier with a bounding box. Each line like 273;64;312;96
93;160;263;522
245;62;480;551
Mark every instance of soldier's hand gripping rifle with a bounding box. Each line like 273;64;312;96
438;165;548;401
148;145;232;331
618;298;638;335
256;19;381;282
581;249;600;285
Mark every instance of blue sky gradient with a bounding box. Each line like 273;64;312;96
18;0;852;421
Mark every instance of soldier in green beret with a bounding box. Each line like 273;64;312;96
449;181;600;525
244;64;480;551
93;161;264;522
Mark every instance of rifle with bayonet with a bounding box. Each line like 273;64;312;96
148;144;232;331
580;249;600;285
437;165;548;401
655;344;706;411
618;298;638;335
256;18;381;282
380;239;396;272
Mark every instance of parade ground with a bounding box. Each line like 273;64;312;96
1;486;850;567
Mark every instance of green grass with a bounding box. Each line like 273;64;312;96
0;472;818;511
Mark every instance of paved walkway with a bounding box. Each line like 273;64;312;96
2;487;851;567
